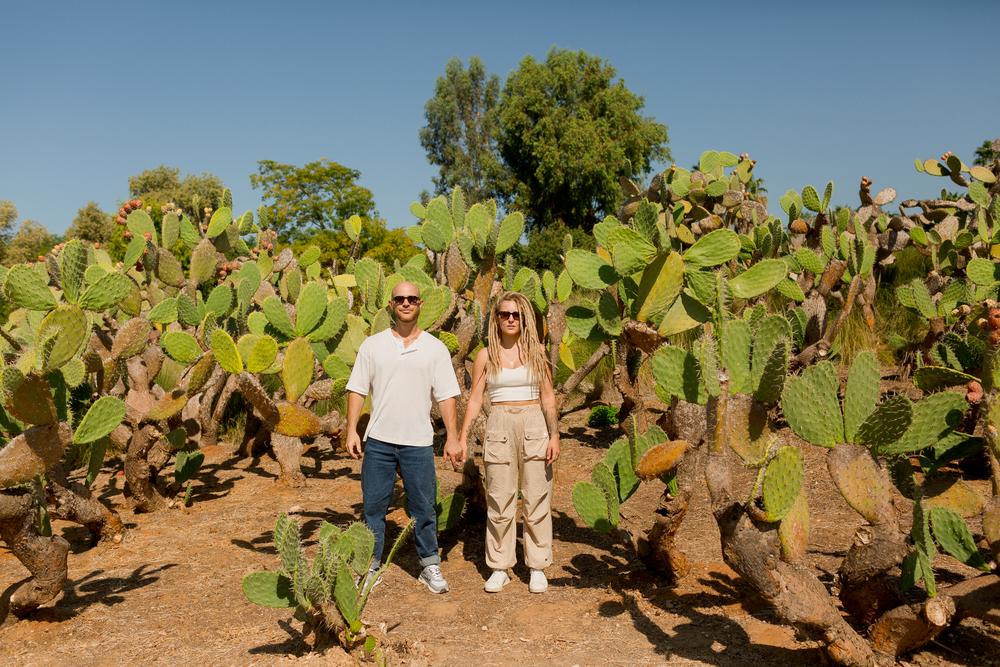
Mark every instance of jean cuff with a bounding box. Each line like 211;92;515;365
418;553;441;567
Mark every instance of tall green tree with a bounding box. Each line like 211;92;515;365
496;48;669;230
974;138;1000;166
250;159;376;242
0;200;18;261
291;218;419;272
4;220;55;265
66;202;113;243
128;165;225;223
419;57;510;203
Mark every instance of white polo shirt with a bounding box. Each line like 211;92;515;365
345;328;461;446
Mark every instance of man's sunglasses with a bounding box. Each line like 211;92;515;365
392;295;421;305
496;310;521;321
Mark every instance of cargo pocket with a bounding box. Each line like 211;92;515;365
522;427;549;461
483;431;511;464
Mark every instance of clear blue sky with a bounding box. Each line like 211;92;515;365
1;0;997;235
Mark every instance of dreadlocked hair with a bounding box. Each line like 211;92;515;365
486;291;550;386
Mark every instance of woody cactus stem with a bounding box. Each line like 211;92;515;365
0;489;69;617
46;467;123;543
704;389;875;667
124;424;170;512
793;272;862;367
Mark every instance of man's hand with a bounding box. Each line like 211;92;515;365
346;431;363;460
546;434;561;465
443;437;466;469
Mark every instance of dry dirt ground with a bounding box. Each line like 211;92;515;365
1;409;998;666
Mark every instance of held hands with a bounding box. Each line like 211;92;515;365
546;434;561;465
443;436;466;469
346;431;363;460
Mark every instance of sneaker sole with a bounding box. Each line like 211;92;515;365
419;577;449;594
484;577;510;593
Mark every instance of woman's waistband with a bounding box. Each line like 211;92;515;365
491;402;542;413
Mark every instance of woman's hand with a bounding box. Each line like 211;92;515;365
546;434;561;464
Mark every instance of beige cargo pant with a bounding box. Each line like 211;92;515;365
483;404;553;571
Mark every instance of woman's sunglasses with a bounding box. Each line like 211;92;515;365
392;295;421;305
496;310;521;321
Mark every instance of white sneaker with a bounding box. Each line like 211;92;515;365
359;568;383;593
418;564;449;594
484;570;511;593
529;569;547;593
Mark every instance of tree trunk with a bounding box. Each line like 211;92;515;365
124;425;170;512
46;466;123;543
272;433;306;487
0;489;69;616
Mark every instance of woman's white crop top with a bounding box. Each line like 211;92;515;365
487;366;540;402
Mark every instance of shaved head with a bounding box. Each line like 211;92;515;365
392;281;420;297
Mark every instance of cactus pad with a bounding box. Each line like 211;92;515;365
60;239;88;304
147;297;179;324
854;395;913;450
778;491;810;562
883;391;967;454
210;329;243;374
275;401;322;437
781;361;843;447
262;296;296;339
929;507;988;570
752;340;788;405
565;249;618;290
720;319;752;394
0;422;72;486
79;272;133;311
651;345;705;405
843;351;880;444
247;335;279;374
572;481;612;533
146;390;189;421
4;264;56;311
282;338;314;403
636;440;688;480
162;331;203;364
590;461;620;523
728;259;787;299
36;305;89;371
7;374;57;426
111;317;152;361
73;396;126;444
295;282;327;336
724;393;773;465
827;443;895;525
762;446;804;521
683;229;740;267
495;211;525;255
924;477;985;517
633;251;684;324
913;366;977;392
205;284;234;318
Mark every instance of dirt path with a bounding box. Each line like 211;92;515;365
1;412;998;666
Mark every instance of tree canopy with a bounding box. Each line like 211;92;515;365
66;202;112;243
290;217;419;273
251;159;376;242
419;57;510;204
495;48;669;230
128;165;225;223
974;138;1000;166
4;220;55;265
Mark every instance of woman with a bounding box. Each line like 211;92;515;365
458;291;560;594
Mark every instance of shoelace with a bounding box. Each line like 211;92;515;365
425;565;442;579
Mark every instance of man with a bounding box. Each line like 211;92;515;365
345;281;465;593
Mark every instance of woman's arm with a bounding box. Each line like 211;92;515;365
539;364;561;463
458;348;489;445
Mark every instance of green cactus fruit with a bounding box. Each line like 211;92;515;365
275;401;322;437
205;206;231;239
59;239;87;304
651;345;705;405
295;282;327;336
494;211;525;255
205;284;234;318
883;392;967;455
110;317;151;361
762;446;804;521
827;443;895;525
35;305;89;372
7;375;57;426
565;249;618;290
247;336;279;374
720;319;752;394
782;361;843;447
633;251;684;323
0;422;71;487
162;331;203;364
572;480;612;533
189;238;219;285
210;329;242;374
843;351;880;444
417;285;452;331
4;264;56;311
778;491;810;562
683;229;740;268
282;338;314;402
73;396;126;444
928;507;988;570
607;226;656;277
854;395;913;450
728;259;787;299
591;461;620;525
262;296;296;340
753;340;788;405
79;272;133;311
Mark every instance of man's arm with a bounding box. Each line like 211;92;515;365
439;397;463;467
345;391;365;459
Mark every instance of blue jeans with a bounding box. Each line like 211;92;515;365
361;437;440;568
